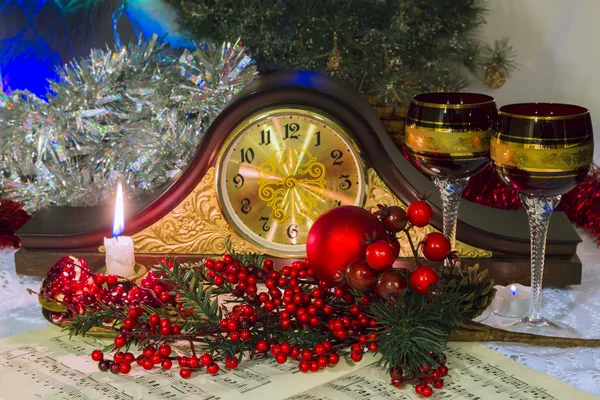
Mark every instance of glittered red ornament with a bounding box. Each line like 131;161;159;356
375;269;408;299
306;206;387;284
410;266;439;295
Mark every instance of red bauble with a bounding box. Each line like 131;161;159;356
306;206;387;284
375;269;408;299
421;232;451;262
406;201;433;227
345;259;378;292
365;241;396;271
410;266;439;295
388;237;401;258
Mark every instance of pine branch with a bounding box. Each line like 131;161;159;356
224;236;266;267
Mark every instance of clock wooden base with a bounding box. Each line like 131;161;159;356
15;71;584;285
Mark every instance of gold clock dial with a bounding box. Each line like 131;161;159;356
216;107;366;256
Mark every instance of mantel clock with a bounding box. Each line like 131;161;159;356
15;71;583;286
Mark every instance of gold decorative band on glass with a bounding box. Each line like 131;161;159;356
490;138;593;171
405;126;492;156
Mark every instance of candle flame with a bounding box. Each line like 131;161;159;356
510;285;517;296
112;183;125;237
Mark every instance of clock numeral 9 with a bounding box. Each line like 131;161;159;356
259;216;270;232
240;198;252;214
339;175;352;191
240;148;255;163
259;129;271;145
330;149;343;166
287;224;299;239
232;173;244;188
283;123;300;140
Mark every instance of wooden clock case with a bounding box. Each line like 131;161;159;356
15;71;583;286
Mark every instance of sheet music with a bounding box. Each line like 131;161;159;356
0;327;595;400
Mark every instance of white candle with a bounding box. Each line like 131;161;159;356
491;283;531;318
104;183;135;276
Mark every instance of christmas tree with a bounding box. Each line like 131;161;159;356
169;0;516;104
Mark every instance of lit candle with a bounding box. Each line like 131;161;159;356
491;283;531;318
104;183;135;276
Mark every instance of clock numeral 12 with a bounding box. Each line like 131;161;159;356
283;123;300;140
240;148;255;163
240;198;252;214
259;129;271;145
339;175;352;191
287;224;299;239
259;216;270;232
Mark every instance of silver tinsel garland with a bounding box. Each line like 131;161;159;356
0;35;256;212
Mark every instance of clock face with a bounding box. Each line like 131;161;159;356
216;107;366;256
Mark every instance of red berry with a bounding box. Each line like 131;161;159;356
114;352;124;363
256;340;268;353
407;201;432;227
114;335;126;348
433;379;444;389
178;356;189;367
422;386;433;397
301;349;313;361
365;241;396;271
200;353;213;366
379;205;408;233
388;238;401;258
439;365;448;376
225;355;239;369
119;363;131;374
415;383;424;395
223;254;233;264
375;269;408;299
149;314;160;325
275;352;287;364
410;266;440;295
123;317;136;330
159;292;171;302
240;330;251;341
188;356;200;368
124;353;135;364
158;344;171;357
161;359;173;370
314;344;326;355
391;377;404;388
351;352;363;362
299;361;310;373
329;353;340;366
94;274;106;285
106;275;118;286
143;359;154;370
317;356;328;368
207;363;220;375
172;325;181;334
180;368;192;379
368;342;378;352
91;350;103;361
421;232;451;262
110;362;120;374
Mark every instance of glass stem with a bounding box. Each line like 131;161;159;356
519;194;561;324
432;176;469;264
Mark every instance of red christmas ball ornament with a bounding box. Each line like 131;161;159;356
406;201;432;227
410;266;439;295
375;269;408;299
306;206;387;284
345;259;378;292
365;240;396;271
421;232;451;262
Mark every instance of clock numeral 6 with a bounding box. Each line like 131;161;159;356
240;198;252;214
240;148;255;163
259;216;271;232
283;123;300;140
339;175;352;191
330;149;343;166
233;173;245;188
287;224;299;239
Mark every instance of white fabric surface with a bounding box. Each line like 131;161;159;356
1;230;600;395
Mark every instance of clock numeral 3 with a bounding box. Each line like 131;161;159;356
259;216;271;232
339;175;352;191
240;198;252;214
259;129;271;145
233;173;245;188
330;149;343;166
283;123;300;140
240;148;255;163
315;131;321;147
287;224;299;239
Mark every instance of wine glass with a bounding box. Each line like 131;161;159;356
492;103;593;337
405;93;497;257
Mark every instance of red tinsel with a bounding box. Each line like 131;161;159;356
0;200;30;250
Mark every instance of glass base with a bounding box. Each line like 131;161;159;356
498;316;581;355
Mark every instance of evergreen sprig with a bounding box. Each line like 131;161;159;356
368;291;460;372
225;236;266;267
